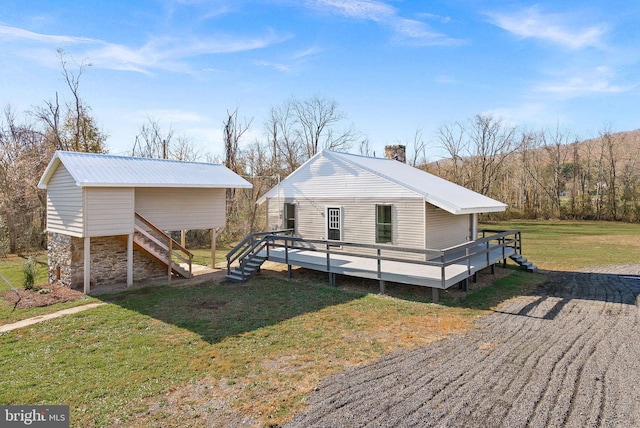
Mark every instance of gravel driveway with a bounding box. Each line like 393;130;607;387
287;267;640;427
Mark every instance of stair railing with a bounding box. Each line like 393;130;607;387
226;229;292;277
134;212;193;278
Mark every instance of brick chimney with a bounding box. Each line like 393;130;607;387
384;145;406;163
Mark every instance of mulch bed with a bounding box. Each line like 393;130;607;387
2;284;85;309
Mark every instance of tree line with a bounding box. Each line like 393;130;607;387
428;116;640;223
1;54;638;256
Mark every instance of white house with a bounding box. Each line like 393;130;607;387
257;150;507;252
227;149;529;302
38;151;251;293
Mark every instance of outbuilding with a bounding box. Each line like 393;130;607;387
38;151;251;293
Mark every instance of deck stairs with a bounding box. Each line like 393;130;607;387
225;253;267;283
509;253;538;272
132;213;193;279
225;230;293;283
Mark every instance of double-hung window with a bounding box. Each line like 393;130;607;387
284;203;296;232
376;205;392;243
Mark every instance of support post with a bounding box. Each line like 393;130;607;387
211;228;222;268
461;278;468;292
181;230;186;248
83;237;91;294
379;280;385;295
168;239;172;284
432;287;439;304
287;265;292;279
328;272;336;287
473;272;478;283
127;233;133;287
491;263;495;275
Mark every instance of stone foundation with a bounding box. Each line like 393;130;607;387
48;232;166;291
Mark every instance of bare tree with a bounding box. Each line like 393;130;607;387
436;121;467;185
0;106;53;253
599;128;619;220
292;95;357;157
31;49;106;153
408;127;428;167
266;101;304;174
465;114;516;197
131;117;174;159
222;108;252;218
618;132;640;221
358;139;373;157
171;136;201;162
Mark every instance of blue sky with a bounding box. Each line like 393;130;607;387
1;0;639;160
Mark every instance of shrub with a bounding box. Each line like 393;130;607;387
22;256;38;290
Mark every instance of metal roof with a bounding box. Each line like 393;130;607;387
258;150;506;215
38;151;252;189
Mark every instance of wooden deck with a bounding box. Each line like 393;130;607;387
262;243;516;290
227;229;522;303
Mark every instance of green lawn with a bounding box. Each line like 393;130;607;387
0;271;545;427
481;220;640;271
189;245;232;268
1;220;638;426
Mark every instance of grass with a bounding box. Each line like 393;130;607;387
481;220;640;271
188;245;233;268
1;219;636;426
0;270;545;427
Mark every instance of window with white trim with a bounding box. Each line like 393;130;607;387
284;203;296;232
376;205;392;243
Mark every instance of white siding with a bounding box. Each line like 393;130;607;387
85;188;135;237
135;188;225;230
425;203;470;250
267;197;425;250
46;164;83;236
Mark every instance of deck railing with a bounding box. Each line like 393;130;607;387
228;229;521;289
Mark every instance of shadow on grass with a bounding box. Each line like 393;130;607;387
299;265;548;312
94;265;554;345
96;273;367;344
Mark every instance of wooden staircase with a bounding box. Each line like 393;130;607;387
509;253;538;272
133;213;193;279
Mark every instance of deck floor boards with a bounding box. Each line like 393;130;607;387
261;245;516;289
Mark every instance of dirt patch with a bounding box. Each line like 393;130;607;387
1;284;85;309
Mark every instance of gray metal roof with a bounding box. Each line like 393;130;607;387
258;150;506;215
38;151;252;189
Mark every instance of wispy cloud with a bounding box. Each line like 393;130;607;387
308;0;461;46
0;24;290;74
0;25;99;45
488;6;607;50
535;66;636;97
255;60;291;72
255;45;322;73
